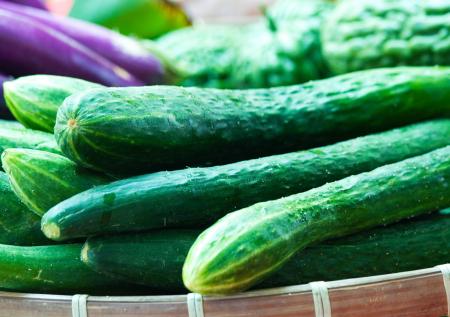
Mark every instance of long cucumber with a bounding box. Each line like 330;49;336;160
0;172;51;246
2;148;111;216
56;67;450;174
0;243;148;294
183;146;450;294
42;119;450;240
4;75;101;132
81;210;450;292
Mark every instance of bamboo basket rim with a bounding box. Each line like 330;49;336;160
0;265;440;302
0;264;447;317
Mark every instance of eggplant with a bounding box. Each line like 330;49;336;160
0;73;13;119
0;9;143;86
4;0;47;10
0;1;166;84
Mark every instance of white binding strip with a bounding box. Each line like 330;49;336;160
309;281;332;317
187;293;204;317
437;264;450;317
72;294;89;317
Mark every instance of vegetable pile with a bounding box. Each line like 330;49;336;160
0;0;449;297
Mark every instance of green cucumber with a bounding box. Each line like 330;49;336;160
183;146;450;294
0;124;60;157
322;0;450;74
81;210;450;292
0;243;148;294
0;172;50;246
4;75;102;132
43;119;450;240
0;120;25;130
56;67;450;174
2;148;111;216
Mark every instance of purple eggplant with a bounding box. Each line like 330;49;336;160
0;73;13;119
0;9;143;86
0;1;166;84
5;0;47;10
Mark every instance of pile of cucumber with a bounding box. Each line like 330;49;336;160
0;0;449;297
0;65;449;295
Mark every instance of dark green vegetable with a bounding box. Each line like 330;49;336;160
4;75;102;132
55;67;450;174
0;122;60;158
183;146;450;294
2;148;111;216
0;172;50;246
43;119;450;240
322;0;450;74
82;210;450;292
0;243;148;294
157;0;333;88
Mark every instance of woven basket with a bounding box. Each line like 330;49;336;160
1;265;448;317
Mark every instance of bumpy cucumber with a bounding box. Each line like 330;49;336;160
2;148;110;216
0;172;50;246
43;119;450;240
323;0;450;74
183;146;450;294
157;0;333;88
55;67;450;174
0;243;148;294
4;75;101;132
0;123;61;159
81;211;450;292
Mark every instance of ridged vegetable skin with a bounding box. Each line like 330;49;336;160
4;75;102;132
0;172;50;246
0;1;167;84
0;8;142;86
183;146;450;294
42;119;450;240
157;0;333;88
55;67;450;174
2;148;111;216
0;122;60;158
82;211;450;292
322;0;450;74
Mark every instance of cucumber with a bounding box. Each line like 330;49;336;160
81;210;450;293
0;172;50;246
157;0;333;88
55;67;450;174
0;119;24;130
0;124;61;158
3;75;102;132
2;148;111;216
0;243;148;294
43;119;450;240
183;146;450;294
322;0;450;74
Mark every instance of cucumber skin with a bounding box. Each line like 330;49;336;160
323;0;450;74
2;148;111;216
82;211;450;292
0;172;51;246
0;123;61;158
0;243;148;294
4;75;101;132
183;146;450;294
55;67;450;175
43;119;450;240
